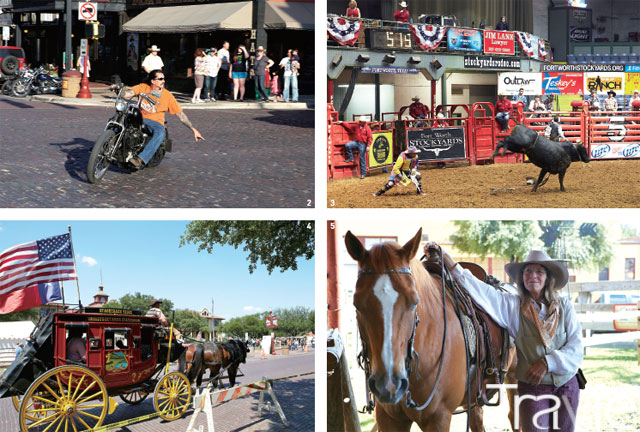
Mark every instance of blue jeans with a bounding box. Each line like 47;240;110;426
139;119;166;164
345;141;367;175
283;74;298;102
255;75;268;100
496;112;510;130
204;75;218;99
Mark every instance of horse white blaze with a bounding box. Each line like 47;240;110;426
373;274;399;392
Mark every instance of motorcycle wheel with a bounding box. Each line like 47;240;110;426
1;80;13;96
87;129;117;184
146;146;166;168
11;79;30;98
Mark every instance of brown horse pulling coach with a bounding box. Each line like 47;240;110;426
179;340;249;388
345;229;518;432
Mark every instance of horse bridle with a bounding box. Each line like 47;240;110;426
356;265;447;412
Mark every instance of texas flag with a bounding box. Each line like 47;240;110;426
0;282;62;314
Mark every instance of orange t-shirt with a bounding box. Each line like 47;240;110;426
131;83;182;124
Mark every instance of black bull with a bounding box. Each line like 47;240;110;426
491;125;590;192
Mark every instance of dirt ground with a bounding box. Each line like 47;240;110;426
327;159;640;208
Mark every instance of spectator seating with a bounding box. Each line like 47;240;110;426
567;52;640;65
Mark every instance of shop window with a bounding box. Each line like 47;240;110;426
625;258;635;280
65;326;87;364
105;330;129;351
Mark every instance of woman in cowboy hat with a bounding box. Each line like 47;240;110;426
603;90;618;112
142;45;164;74
424;244;583;432
393;1;410;22
373;146;425;196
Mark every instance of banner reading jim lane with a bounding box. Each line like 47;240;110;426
406;127;466;162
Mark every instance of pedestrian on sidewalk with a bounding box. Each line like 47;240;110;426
229;44;249;101
251;46;274;101
191;48;207;104
77;55;91;77
216;41;231;100
279;49;300;102
142;45;164;74
203;48;221;102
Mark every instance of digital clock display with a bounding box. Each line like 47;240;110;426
369;29;416;50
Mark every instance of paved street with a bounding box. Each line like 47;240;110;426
0;349;314;431
0;96;314;208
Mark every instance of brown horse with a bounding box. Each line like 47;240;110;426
345;229;517;432
179;340;249;388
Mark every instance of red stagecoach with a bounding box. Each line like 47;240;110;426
0;307;190;431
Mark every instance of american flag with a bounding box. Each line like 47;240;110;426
0;234;77;297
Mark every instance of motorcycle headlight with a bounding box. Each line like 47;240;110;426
115;101;127;112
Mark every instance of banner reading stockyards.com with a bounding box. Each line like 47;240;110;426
498;72;542;95
406;127;467;162
464;56;521;70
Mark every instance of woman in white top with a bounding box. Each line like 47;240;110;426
424;243;583;432
191;48;207;104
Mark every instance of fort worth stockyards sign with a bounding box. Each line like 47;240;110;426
406;127;466;162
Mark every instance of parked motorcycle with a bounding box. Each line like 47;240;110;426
86;83;173;184
11;66;61;97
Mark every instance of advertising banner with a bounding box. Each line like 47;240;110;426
591;142;640;159
447;28;482;52
584;72;625;95
464;55;521;70
543;64;625;72
625;73;640;94
626;66;640;73
542;72;584;95
569;26;591;42
126;33;139;71
368;132;394;168
483;30;515;55
498;72;542;95
406;127;466;161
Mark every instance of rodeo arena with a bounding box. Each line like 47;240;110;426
0;233;314;432
326;2;640;208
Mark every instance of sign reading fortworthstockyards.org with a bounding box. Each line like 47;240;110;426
498;72;542;95
406;127;466;162
542;64;625;72
484;30;515;55
464;56;521;70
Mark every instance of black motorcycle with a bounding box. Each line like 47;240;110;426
86;83;172;184
11;65;61;97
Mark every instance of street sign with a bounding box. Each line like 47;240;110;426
78;2;97;21
80;38;88;56
265;315;278;328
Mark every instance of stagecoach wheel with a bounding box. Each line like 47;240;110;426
19;365;108;432
12;395;56;422
153;371;192;421
120;390;150;405
87;129;117;184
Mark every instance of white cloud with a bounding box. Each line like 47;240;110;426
243;306;263;312
81;256;98;267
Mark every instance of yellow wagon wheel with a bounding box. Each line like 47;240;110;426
153;371;191;421
19;365;108;432
120;390;149;405
13;394;56;422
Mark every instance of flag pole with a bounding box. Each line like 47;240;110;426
67;226;83;311
61;280;66;309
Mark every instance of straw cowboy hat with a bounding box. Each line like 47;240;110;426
607;90;616;97
357;116;368;123
634;89;640;94
148;45;161;52
436;113;445;119
411;95;421;101
504;250;569;289
399;1;408;7
405;146;421;154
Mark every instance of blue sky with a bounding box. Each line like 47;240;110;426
0;221;314;319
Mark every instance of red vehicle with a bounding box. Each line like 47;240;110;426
0;307;190;431
0;46;26;79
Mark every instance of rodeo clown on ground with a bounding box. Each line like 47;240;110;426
373;146;425;196
425;243;584;432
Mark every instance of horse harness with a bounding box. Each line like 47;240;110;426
356;262;511;423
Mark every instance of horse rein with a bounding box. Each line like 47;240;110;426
356;264;448;412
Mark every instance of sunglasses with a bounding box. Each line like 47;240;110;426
154;77;165;81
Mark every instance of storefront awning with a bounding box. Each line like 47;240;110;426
265;1;314;30
122;2;252;33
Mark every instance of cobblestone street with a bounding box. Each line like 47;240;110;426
0;97;314;208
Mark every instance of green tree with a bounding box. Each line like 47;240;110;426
621;224;639;238
174;309;209;335
450;220;612;271
272;306;314;336
0;308;40;323
104;292;174;319
180;221;315;274
220;313;268;338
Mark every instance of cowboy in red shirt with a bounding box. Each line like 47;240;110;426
337;116;373;179
495;93;512;132
394;1;410;22
409;95;429;119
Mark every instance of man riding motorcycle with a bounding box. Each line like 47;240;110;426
114;69;205;167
